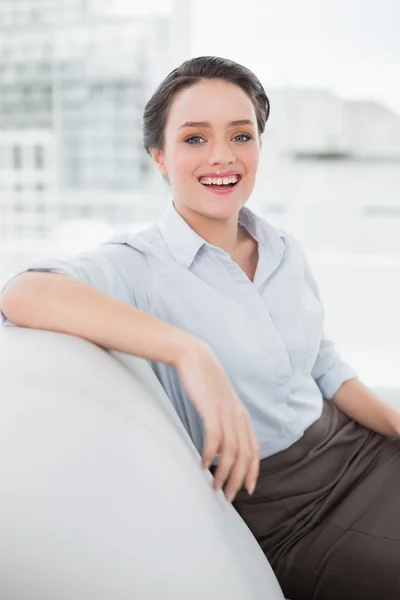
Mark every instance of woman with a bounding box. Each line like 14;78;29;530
1;56;400;600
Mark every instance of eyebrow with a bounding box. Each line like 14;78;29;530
178;119;255;130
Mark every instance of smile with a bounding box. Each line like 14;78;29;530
199;175;241;187
198;175;242;197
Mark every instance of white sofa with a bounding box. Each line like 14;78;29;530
0;326;286;600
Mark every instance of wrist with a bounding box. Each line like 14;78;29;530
168;330;206;369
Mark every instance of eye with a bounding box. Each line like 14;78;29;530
185;136;206;144
233;133;253;142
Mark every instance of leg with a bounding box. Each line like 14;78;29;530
275;440;400;600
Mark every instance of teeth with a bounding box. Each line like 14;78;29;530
199;175;240;186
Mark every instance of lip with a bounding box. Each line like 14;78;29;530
198;170;241;178
198;173;242;196
200;183;239;195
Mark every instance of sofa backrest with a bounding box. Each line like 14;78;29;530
0;327;285;600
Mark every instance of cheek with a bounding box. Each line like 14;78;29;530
243;146;259;177
166;147;199;182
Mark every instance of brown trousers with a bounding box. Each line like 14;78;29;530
232;400;400;600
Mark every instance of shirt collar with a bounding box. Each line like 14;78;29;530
157;202;286;269
238;205;286;265
158;203;205;269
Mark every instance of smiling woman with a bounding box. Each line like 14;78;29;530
2;56;400;600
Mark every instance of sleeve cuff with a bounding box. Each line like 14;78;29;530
315;363;358;400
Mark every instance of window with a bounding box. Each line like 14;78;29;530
81;205;93;218
0;144;5;169
13;145;22;169
34;145;44;169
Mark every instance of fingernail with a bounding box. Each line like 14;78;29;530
226;492;236;503
248;481;256;495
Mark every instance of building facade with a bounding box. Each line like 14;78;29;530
0;0;170;241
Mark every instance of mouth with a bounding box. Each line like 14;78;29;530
198;174;242;192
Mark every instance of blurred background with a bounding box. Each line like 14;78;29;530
1;0;400;388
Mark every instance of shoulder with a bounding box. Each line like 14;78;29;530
257;215;310;279
279;231;314;283
277;229;320;295
280;230;306;258
2;226;162;312
101;223;167;263
249;209;305;263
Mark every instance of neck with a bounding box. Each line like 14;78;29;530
174;203;242;256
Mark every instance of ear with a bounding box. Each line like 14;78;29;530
149;147;168;176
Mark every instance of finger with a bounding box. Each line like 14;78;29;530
244;420;260;495
223;409;252;502
201;416;222;469
212;409;238;492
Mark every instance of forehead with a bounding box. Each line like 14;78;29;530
166;79;256;128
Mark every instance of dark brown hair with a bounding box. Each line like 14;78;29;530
143;56;270;155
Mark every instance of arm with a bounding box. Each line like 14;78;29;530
311;333;358;400
301;245;400;437
311;317;400;438
0;270;260;501
0;271;193;366
333;378;400;437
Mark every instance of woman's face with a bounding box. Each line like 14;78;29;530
151;78;261;221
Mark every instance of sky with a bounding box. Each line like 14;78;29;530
96;0;400;115
190;0;400;115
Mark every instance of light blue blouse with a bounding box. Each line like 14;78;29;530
1;203;357;459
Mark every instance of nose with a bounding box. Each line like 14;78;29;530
208;139;236;166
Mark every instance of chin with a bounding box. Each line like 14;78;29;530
176;185;249;220
200;197;246;220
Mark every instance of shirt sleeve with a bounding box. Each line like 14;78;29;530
298;242;358;399
1;242;151;327
311;332;358;400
